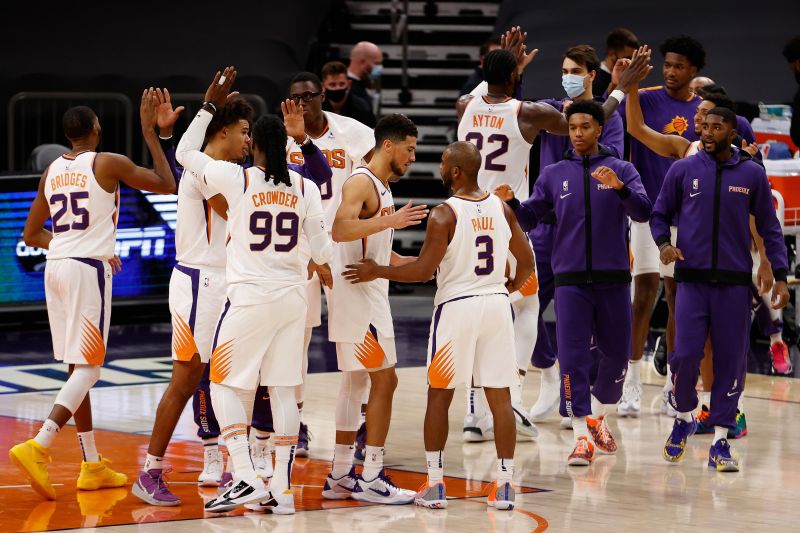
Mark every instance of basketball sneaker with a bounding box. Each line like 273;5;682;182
463;413;495;442
529;376;560;422
251;441;273;479
8;439;55;500
567;437;595;466
708;439;739;472
617;382;642;417
198;447;223;486
770;340;793;375
296;422;311;458
414;480;447;509
560;416;573;429
486;481;515;510
77;456;127;490
204;477;269;513
727;410;748;439
663;417;696;463
244;489;295;514
660;389;678;417
512;404;538;438
586;415;617;454
321;466;358;500
352;469;415;505
77;486;127;521
131;468;181;506
695;405;714;434
354;422;367;462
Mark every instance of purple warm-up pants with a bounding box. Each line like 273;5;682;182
669;282;750;429
556;283;631;418
530;224;557;369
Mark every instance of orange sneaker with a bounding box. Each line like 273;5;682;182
587;414;618;454
414;479;447;509
568;436;595;466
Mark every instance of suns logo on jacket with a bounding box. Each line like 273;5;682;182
662;116;690;136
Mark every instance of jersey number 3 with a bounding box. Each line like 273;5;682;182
474;235;494;275
465;132;509;171
249;212;299;252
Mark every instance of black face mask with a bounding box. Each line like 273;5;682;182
326;88;347;103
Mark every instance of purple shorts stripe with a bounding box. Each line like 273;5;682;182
212;299;232;351
175;264;201;333
72;257;106;336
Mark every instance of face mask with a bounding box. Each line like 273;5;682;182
326;88;347;103
370;64;383;80
562;74;587;98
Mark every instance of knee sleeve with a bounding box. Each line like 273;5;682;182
210;382;250;436
512;296;540;371
336;370;369;431
269;385;300;436
54;364;101;413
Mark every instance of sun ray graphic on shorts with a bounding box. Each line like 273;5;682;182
428;341;455;388
80;316;105;366
172;315;199;362
210;340;235;383
354;331;386;369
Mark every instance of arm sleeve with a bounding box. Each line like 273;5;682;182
288;142;333;185
512;171;553;232
649;164;680;246
616;164;652;222
302;179;334;265
751;167;789;279
176;109;215;178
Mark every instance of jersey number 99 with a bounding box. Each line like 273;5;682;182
249;211;299;252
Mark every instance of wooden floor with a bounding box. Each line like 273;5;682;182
1;364;800;532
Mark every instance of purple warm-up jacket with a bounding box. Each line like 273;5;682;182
650;147;788;284
510;148;651;286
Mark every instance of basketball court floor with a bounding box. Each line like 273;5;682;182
1;296;800;532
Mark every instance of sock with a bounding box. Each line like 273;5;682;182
737;395;744;412
144;453;164;472
202;436;219;455
77;431;99;462
272;435;297;492
663;363;673;393
362;445;384;481
713;426;727;444
426;450;444;485
677;411;693;422
511;376;523;407
332;444;354;478
297;407;304;423
700;391;710;408
590;395;606;417
34;419;60;448
770;331;783;344
467;387;479;416
497;458;514;485
541;364;559;382
221;424;256;482
253;428;271;451
628;360;641;386
572;417;590;440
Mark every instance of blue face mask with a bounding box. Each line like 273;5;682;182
370;64;383;80
562;74;587;98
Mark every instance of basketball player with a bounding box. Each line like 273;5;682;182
343;141;533;510
615;36;706;417
285;71;375;459
497;100;651;465
177;102;334;514
653;107;789;472
322;114;426;505
9;90;176;500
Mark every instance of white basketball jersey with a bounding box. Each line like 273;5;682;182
329;167;395;342
457;96;533;200
435;193;511;306
174;172;227;270
44;151;119;261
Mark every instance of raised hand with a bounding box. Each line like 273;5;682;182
343;258;379;284
659;245;684;265
616;45;653;93
387;201;429;229
281;98;306;144
742;139;760;157
155;88;184;137
611;58;631;88
140;87;160;131
493;184;515;202
204;66;239;110
591;166;624;190
500;26;538;75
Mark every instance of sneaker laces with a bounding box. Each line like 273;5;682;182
152;468;173;494
592;418;612;443
572;437;590;457
378;470;400;490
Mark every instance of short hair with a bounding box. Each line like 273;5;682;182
252;115;290;187
702;92;737;113
289;71;322;91
482;49;517;85
479;34;502;58
783;36;800;63
62;106;97;140
660;35;706;70
695;82;727;98
206;98;254;140
444;141;481;178
565;99;605;126
375;113;418;145
321;61;347;80
563;45;600;74
606;28;639;53
706;107;737;128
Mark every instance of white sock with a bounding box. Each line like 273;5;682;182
362;445;384;481
628;360;641;386
713;426;727;444
332;443;354;478
572;417;590;440
737;395;744;412
511;375;523;406
297;407;304;423
590;395;606;417
426;450;444;485
466;387;481;416
224;435;255;482
253;428;270;450
272;435;297;492
202;436;219;455
77;431;99;462
497;458;514;485
770;332;783;344
663;365;673;393
541;365;559;383
34;419;60;448
677;411;693;422
700;391;710;408
144;453;164;472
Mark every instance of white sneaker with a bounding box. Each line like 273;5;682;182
204;477;269;513
463;413;495;442
617;382;642;418
660;390;677;417
529;377;560;422
512;402;538;438
244;489;295;514
251;443;273;480
321;467;358;500
198;447;223;487
560;417;573;429
352;469;415;505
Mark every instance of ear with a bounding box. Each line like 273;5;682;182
382;138;393;152
588;70;597;83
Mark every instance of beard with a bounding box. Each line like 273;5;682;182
390;160;407;177
705;138;729;155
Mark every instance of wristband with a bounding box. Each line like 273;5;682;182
202;101;217;113
299;134;312;146
608;89;625;103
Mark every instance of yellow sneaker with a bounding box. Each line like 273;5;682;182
8;439;55;500
77;456;128;490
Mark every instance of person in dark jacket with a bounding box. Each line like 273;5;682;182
652;107;789;472
497;100;651;466
321;61;376;127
